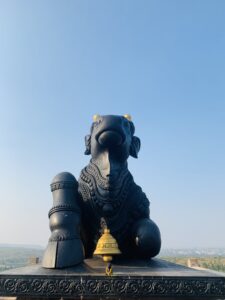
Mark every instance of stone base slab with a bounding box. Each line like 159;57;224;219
0;258;224;299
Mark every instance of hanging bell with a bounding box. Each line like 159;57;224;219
94;228;121;262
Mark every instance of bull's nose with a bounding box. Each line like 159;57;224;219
98;130;123;147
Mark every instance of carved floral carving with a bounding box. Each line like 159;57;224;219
0;276;225;297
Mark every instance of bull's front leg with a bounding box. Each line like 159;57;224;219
42;172;84;268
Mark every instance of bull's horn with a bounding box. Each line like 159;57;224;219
123;114;132;121
93;114;100;122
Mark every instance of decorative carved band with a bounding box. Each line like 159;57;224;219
49;232;79;242
50;181;77;192
48;205;79;218
0;276;224;298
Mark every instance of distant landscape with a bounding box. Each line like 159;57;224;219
159;248;225;273
0;245;44;271
0;244;225;273
159;248;225;257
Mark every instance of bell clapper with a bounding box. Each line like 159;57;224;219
105;262;113;276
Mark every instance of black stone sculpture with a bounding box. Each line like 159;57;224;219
43;114;161;268
79;115;161;259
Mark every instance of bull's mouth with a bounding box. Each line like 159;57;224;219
97;129;125;147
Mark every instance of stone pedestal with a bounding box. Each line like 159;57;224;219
0;258;224;299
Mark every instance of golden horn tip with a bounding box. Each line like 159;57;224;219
93;114;100;122
124;114;132;121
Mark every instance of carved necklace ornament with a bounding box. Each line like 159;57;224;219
79;161;133;216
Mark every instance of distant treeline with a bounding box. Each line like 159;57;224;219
162;256;225;273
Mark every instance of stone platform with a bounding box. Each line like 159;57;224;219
0;258;225;299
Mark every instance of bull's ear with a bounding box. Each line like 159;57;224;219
130;136;141;158
84;135;91;155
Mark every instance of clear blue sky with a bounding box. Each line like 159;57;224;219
0;0;225;249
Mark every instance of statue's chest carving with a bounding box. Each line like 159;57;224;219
79;163;133;216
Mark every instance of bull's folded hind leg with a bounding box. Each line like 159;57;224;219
132;218;161;259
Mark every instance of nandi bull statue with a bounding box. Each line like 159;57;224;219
42;114;161;268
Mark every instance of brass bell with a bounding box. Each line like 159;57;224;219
94;228;121;263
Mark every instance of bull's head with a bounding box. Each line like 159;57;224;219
84;115;141;183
